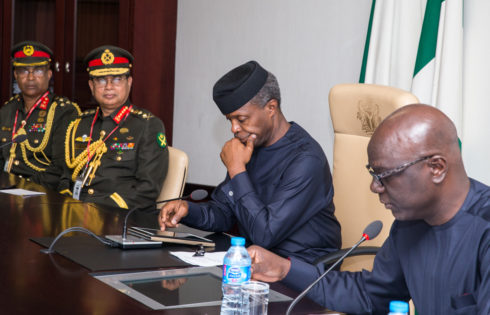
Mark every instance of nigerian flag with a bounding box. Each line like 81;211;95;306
360;0;463;136
412;0;463;134
360;0;426;90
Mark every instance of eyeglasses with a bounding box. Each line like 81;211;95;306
15;66;48;78
366;155;433;186
91;75;127;87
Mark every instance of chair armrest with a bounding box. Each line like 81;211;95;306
313;246;380;266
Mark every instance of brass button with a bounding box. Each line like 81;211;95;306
116;156;122;161
34;139;39;144
14;160;19;166
88;188;94;195
1;138;6;142
142;114;148;118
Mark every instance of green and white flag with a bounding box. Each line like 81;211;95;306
360;0;463;135
412;0;463;134
360;0;426;90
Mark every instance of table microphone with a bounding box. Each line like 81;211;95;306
41;190;209;253
285;220;383;315
0;134;28;149
105;189;208;249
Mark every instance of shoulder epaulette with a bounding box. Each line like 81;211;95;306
82;109;97;116
4;94;20;105
129;108;153;120
53;96;81;113
54;95;70;103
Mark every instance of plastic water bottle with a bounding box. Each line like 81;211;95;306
388;300;409;315
220;237;251;315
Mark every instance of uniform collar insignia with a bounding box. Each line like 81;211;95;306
39;95;49;110
113;106;130;124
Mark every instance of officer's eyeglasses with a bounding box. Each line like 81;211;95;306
366;155;433;186
15;66;48;78
91;75;127;88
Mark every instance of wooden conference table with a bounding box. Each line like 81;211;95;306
0;173;333;314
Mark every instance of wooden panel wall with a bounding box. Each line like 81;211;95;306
131;0;177;145
0;1;13;103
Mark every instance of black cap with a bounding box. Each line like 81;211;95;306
212;60;268;115
11;41;53;67
84;45;133;77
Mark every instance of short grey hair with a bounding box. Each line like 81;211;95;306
250;72;281;108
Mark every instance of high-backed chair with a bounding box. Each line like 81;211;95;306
314;83;419;272
156;146;189;207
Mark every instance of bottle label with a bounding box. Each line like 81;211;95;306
222;264;251;284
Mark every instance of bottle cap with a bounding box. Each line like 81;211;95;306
389;300;409;313
230;237;246;246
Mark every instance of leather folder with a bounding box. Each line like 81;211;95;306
128;227;216;247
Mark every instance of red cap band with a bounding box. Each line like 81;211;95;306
88;57;130;68
14;50;51;59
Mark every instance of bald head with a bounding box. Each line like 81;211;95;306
369;104;460;162
367;104;469;226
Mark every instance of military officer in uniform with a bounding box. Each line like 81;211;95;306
0;41;80;189
58;45;168;210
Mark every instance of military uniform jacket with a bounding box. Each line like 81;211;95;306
0;92;80;188
59;101;169;210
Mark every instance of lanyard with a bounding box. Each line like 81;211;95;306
86;105;133;165
12;91;49;140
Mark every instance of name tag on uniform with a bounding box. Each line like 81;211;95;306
73;178;83;200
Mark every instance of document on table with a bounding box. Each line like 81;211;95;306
0;188;46;197
170;251;226;267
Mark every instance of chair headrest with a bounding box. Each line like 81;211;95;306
329;83;419;137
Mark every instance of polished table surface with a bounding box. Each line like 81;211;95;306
0;173;332;314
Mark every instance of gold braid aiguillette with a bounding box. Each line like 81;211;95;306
19;102;58;171
65;121;108;183
6;121;27;173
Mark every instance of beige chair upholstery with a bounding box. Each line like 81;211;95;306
156;146;189;206
328;83;419;272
